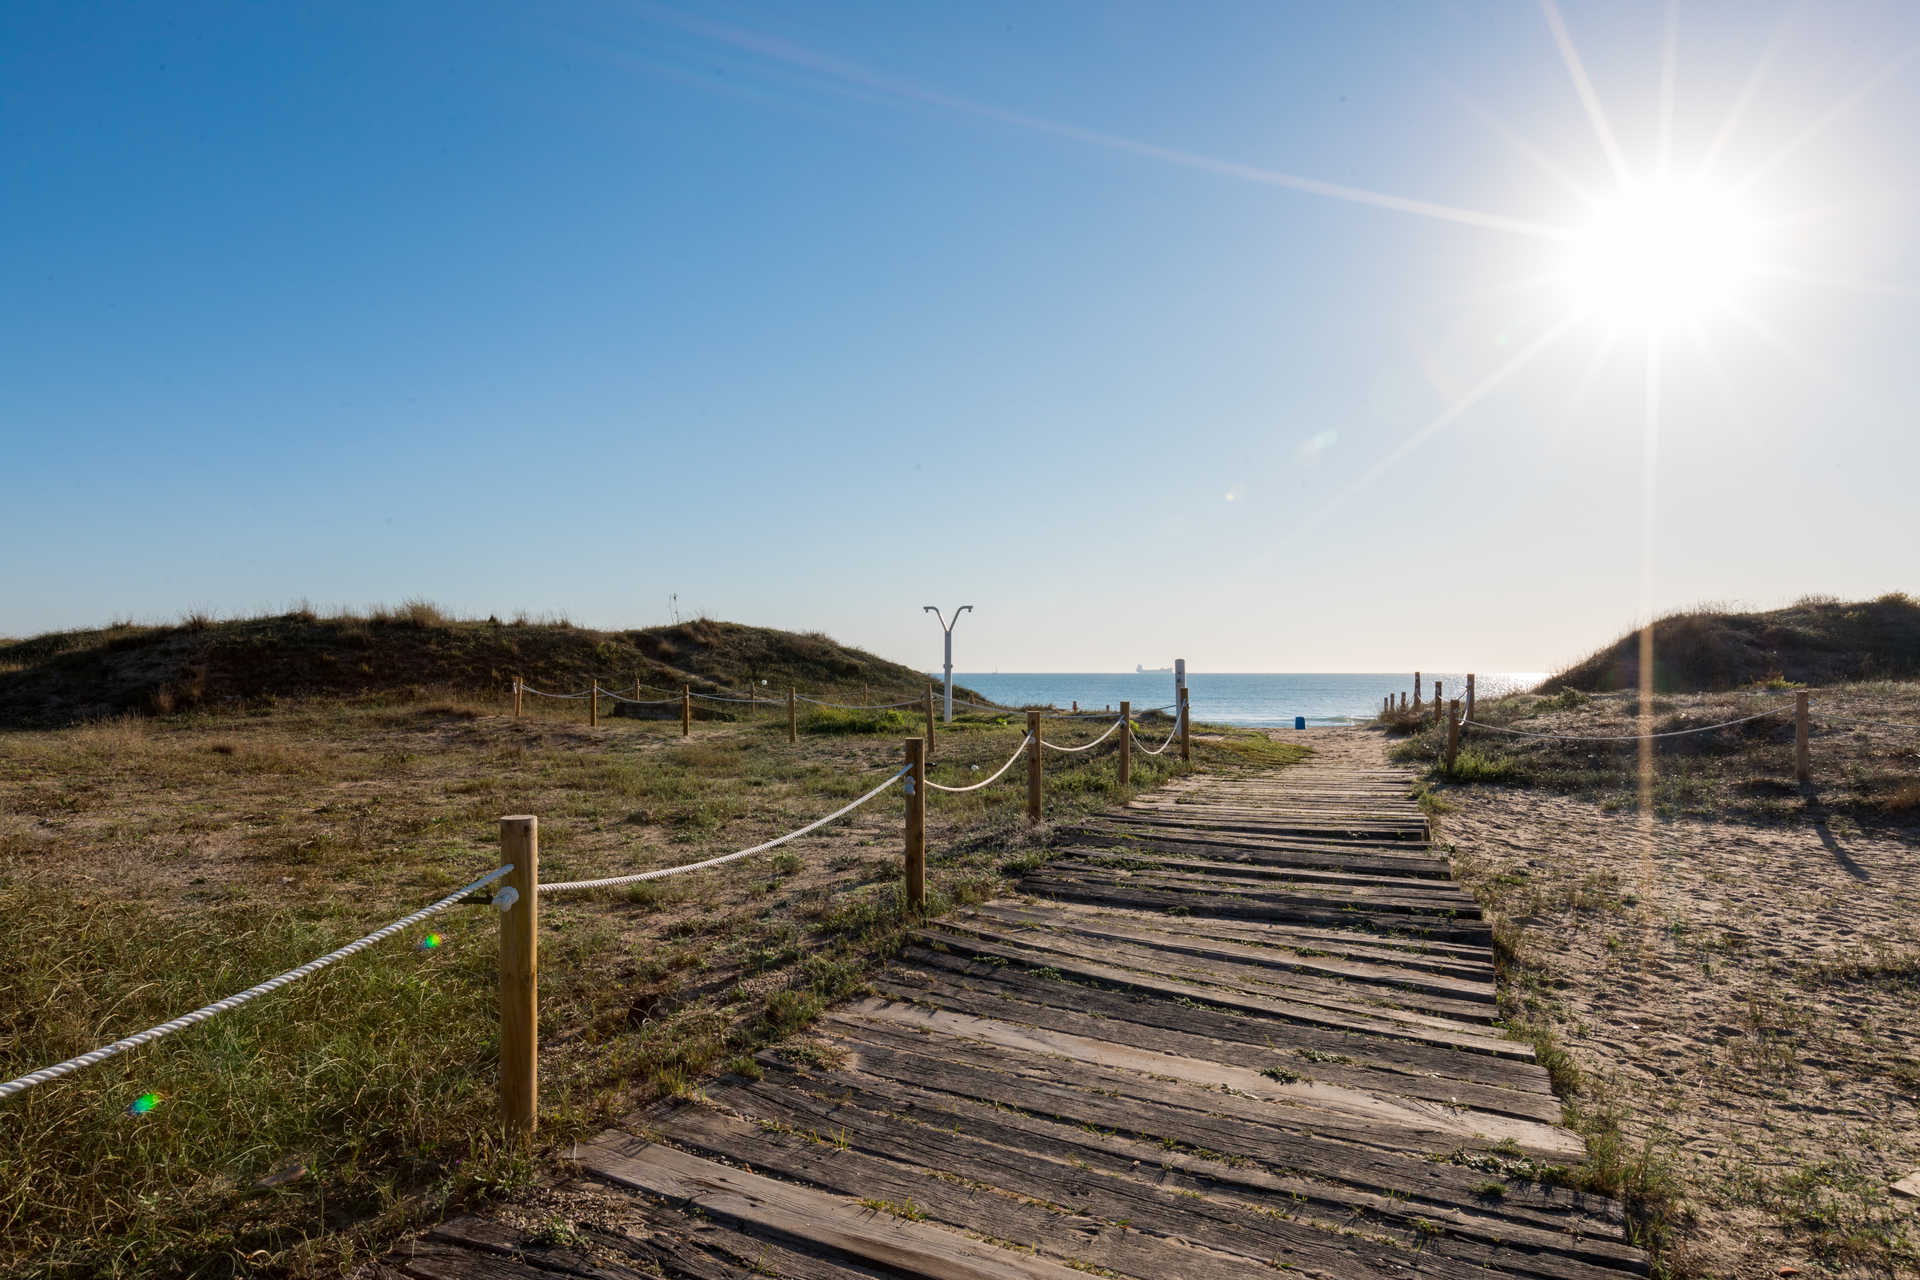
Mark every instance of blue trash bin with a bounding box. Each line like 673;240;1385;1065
1294;715;1306;730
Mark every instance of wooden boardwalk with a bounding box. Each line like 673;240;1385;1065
394;732;1646;1279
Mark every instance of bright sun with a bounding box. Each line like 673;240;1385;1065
1565;179;1762;328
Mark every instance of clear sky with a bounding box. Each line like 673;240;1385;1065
4;2;1915;673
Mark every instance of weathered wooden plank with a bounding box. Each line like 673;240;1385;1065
893;945;1553;1091
1015;875;1493;942
930;916;1500;1025
1060;826;1456;877
1037;859;1482;918
574;1133;1175;1280
1054;905;1496;974
867;971;1563;1123
909;929;1524;1058
973;901;1497;1004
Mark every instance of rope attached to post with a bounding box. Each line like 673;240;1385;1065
923;734;1034;792
602;690;682;706
519;683;591;700
1132;718;1182;756
1040;718;1125;753
1460;704;1794;742
0;865;515;1103
538;767;911;895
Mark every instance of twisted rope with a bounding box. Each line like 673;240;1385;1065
1461;705;1792;742
0;865;514;1103
794;695;922;711
539;767;910;895
603;690;681;706
924;734;1034;793
520;683;590;700
1132;716;1182;756
1040;719;1125;753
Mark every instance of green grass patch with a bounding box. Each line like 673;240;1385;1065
800;708;922;736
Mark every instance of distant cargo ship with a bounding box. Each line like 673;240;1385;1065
1136;664;1173;674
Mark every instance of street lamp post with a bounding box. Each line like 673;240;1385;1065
922;605;973;724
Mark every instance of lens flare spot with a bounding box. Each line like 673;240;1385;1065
127;1092;160;1116
416;933;442;952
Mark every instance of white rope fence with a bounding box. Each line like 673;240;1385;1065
1461;704;1793;742
603;690;680;706
520;683;591;700
1040;718;1125;753
0;864;515;1103
924;734;1034;793
1132;715;1182;756
538;766;911;895
794;695;923;711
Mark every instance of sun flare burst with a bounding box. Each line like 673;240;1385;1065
1564;179;1763;328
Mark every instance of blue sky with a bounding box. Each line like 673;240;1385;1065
4;1;1915;672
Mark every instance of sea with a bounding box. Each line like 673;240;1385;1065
945;672;1547;728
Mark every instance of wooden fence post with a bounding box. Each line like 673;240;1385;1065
904;738;926;911
1466;674;1475;727
513;677;522;719
1795;691;1811;783
1179;687;1191;762
681;686;691;737
1447;700;1461;772
1118;701;1132;788
1415;671;1422;707
1400;692;1407;711
1026;711;1043;823
498;815;538;1140
589;680;598;728
925;688;936;759
1433;682;1443;727
787;688;798;744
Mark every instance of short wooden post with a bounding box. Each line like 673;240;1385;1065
787;688;798;744
1400;692;1407;711
513;676;523;718
498;815;538;1140
904;738;927;911
1466;674;1475;726
1178;687;1191;762
589;680;598;727
925;688;937;759
1446;700;1461;772
1118;701;1132;788
1415;671;1422;707
1433;682;1443;727
1026;711;1043;823
1795;691;1811;783
681;685;691;737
